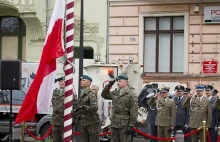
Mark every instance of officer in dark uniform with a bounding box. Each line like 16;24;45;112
212;89;218;98
146;89;159;142
173;85;188;142
205;85;217;142
183;87;191;142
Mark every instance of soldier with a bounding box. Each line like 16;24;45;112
205;85;217;142
183;87;191;142
51;76;65;142
101;75;138;142
182;85;212;142
148;87;176;142
77;75;99;142
173;85;188;142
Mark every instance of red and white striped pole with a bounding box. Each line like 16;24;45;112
64;0;75;141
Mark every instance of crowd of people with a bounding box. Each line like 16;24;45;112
50;74;220;142
138;83;219;142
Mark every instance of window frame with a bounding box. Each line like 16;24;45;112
0;16;26;60
139;12;188;75
144;16;184;73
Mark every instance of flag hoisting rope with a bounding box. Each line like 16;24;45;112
64;0;75;141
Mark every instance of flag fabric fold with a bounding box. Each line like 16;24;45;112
15;0;65;124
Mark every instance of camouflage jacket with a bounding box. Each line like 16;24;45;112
51;89;64;126
78;88;99;127
101;83;138;128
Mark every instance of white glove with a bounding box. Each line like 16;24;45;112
215;126;218;132
146;93;155;98
185;125;189;129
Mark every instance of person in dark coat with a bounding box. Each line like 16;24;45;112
173;85;188;142
183;87;191;142
146;86;159;142
205;85;217;142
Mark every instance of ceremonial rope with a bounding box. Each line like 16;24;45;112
218;134;220;142
26;125;202;141
206;129;211;142
26;125;53;140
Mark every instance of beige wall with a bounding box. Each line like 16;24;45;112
0;0;107;62
109;2;220;89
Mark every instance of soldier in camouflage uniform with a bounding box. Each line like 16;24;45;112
77;75;99;142
51;76;65;142
101;75;138;142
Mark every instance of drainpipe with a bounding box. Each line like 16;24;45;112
106;0;110;63
199;0;203;84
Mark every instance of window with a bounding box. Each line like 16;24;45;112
74;46;94;59
144;16;184;73
0;16;26;60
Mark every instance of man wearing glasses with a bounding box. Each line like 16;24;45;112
182;85;212;142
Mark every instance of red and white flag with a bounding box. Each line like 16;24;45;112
15;0;65;124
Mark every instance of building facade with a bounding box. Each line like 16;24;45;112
0;0;107;62
108;0;220;89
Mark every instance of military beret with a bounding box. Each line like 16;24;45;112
80;75;92;82
184;88;191;93
152;83;158;88
205;85;213;90
55;76;65;83
213;89;218;95
117;75;128;80
175;85;184;91
196;85;205;91
161;87;170;93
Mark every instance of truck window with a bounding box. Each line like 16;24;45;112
74;46;94;59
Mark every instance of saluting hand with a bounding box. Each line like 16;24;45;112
189;90;195;98
170;126;174;131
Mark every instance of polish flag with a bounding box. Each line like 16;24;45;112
15;0;65;124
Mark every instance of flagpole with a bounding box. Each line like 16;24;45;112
64;0;74;141
78;0;84;95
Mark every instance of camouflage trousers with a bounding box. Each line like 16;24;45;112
81;122;99;142
52;125;63;142
111;127;130;142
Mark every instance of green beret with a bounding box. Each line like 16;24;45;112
117;75;128;80
80;75;92;82
55;76;65;83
